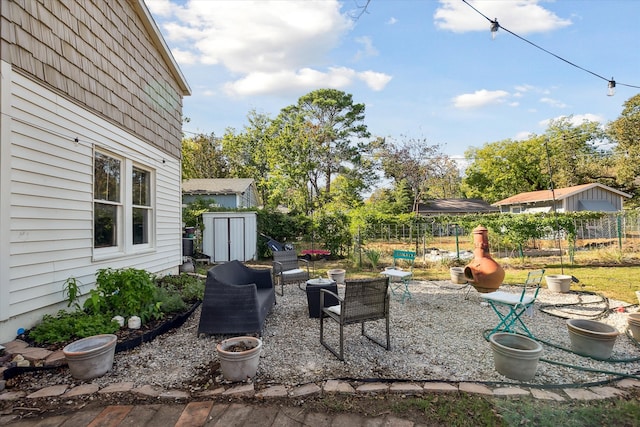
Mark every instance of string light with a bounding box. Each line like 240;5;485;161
490;18;499;40
462;0;640;96
607;79;616;97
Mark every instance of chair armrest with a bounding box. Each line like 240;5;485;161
320;288;343;312
245;266;274;289
299;258;310;272
272;261;284;275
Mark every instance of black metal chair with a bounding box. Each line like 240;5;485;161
319;277;391;361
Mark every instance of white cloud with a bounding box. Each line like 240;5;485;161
539;113;605;128
434;0;572;34
358;71;392;91
453;89;510;109
387;17;398;25
147;0;393;97
540;97;568;108
353;36;379;61
514;131;534;141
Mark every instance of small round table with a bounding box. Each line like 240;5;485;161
305;278;338;318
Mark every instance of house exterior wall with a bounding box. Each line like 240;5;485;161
564;187;622;211
0;0;185;158
0;64;183;342
0;0;188;342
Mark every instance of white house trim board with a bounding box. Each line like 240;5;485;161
0;64;182;342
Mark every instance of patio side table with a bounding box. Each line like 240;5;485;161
305;278;338;318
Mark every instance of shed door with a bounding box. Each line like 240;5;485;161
212;217;245;262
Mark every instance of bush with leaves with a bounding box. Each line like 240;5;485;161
28;310;119;345
84;268;162;322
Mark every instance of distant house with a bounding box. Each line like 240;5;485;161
493;183;631;214
182;179;259;209
417;199;498;216
0;1;190;342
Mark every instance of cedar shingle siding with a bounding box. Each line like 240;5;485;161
1;0;185;158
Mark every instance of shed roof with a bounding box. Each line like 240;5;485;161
417;199;498;215
182;178;255;195
493;183;631;206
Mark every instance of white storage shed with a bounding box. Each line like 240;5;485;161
202;212;258;262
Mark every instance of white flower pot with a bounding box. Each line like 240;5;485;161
327;269;346;285
63;334;117;380
545;275;572;293
450;267;466;284
489;333;542;381
216;336;262;382
566;319;619;359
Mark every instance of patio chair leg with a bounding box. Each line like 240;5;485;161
361;321;391;351
320;314;344;361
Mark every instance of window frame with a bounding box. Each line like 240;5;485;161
93;149;156;260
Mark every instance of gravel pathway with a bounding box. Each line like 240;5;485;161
11;281;640;392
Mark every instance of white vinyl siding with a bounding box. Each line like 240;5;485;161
0;64;181;331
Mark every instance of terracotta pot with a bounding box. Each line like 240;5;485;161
566;319;619;359
464;226;504;293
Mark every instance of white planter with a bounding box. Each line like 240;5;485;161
216;336;262;382
327;269;346;285
63;334;117;380
450;267;466;284
627;313;640;340
545;275;572;293
489;333;542;381
566;319;619;359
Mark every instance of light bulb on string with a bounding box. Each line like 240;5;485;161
607;79;616;96
490;19;499;40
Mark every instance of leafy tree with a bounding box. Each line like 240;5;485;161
273;89;374;211
377;136;454;213
181;132;228;179
609;93;640;194
462;117;612;204
221;110;273;207
545;117;613;188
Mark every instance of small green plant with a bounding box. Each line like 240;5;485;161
364;248;381;270
156;273;205;303
63;277;83;310
84;268;161;322
28;310;119;345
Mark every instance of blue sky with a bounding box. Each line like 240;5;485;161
146;0;640;159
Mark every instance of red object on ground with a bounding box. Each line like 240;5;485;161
301;249;331;256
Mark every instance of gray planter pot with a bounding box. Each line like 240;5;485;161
327;269;346;285
545;275;572;293
566;319;619;359
216;336;262;382
63;334;117;380
627;313;640;340
489;333;542;381
450;267;466;284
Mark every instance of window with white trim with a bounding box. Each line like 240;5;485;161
94;151;154;254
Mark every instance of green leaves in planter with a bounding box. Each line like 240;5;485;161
28;310;119;345
84;268;161;322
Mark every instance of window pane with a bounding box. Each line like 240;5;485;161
94;153;121;202
132;167;150;206
133;207;148;244
95;203;118;247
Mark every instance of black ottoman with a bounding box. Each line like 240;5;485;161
305;279;339;318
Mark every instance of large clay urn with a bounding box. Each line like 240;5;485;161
464;226;505;293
